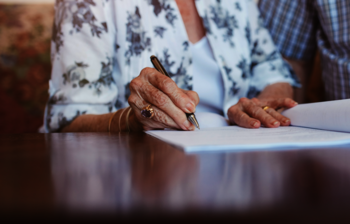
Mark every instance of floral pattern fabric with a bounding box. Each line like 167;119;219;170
45;0;299;132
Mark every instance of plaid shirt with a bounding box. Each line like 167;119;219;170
259;0;350;100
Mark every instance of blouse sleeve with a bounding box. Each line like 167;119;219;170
45;0;119;132
246;0;300;97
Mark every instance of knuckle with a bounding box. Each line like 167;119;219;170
129;78;143;90
127;94;137;104
160;78;176;90
227;106;237;116
153;91;168;108
155;112;167;124
251;107;261;117
140;67;153;77
267;108;275;115
238;97;248;104
173;92;183;105
251;98;261;105
154;111;176;128
128;95;144;108
238;112;246;122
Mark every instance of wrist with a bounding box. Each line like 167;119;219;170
109;109;125;132
109;107;145;132
258;83;293;100
128;108;144;132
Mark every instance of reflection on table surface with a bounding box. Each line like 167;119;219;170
2;132;350;220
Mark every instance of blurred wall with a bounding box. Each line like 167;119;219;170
0;2;54;133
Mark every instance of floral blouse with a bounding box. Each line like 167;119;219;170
45;0;299;132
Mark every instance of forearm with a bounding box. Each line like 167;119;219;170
257;82;294;100
61;113;113;132
61;108;143;132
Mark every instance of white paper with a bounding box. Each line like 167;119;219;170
147;126;350;153
147;101;350;153
194;112;230;129
282;99;350;132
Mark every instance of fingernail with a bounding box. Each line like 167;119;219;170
188;125;195;131
272;121;280;126
284;119;290;124
251;121;259;128
183;120;192;130
185;102;195;113
291;100;298;105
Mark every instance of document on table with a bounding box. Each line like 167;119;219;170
282;99;350;133
147;99;350;153
146;126;350;153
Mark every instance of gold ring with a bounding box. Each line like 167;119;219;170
141;104;155;118
262;106;269;111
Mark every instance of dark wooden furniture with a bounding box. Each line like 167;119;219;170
2;132;350;222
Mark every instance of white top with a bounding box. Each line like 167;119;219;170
192;37;225;115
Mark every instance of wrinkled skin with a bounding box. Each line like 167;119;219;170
128;67;199;131
228;96;297;129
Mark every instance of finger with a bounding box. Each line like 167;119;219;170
228;106;261;128
265;108;291;126
141;105;181;130
129;80;194;131
267;98;298;109
182;89;200;106
129;99;180;130
241;99;280;128
251;97;261;106
128;90;180;130
146;71;196;113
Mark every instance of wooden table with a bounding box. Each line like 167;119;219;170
2;132;350;222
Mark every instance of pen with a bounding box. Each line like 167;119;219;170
150;55;200;130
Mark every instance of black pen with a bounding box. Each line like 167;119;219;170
150;55;200;130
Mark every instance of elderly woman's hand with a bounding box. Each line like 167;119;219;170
227;83;297;128
128;67;199;131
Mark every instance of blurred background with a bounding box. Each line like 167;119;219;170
0;0;54;133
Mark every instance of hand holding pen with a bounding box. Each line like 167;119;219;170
150;56;200;129
127;56;200;131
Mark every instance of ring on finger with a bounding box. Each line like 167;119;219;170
262;106;269;111
141;104;155;119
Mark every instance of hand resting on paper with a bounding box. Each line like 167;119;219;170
227;83;298;128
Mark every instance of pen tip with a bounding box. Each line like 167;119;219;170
188;115;200;130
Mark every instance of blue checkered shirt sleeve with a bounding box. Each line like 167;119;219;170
258;0;318;61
